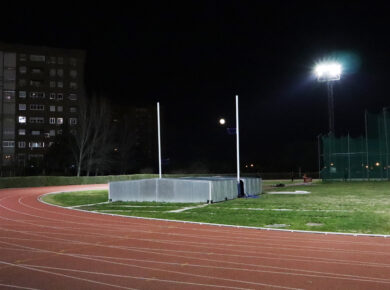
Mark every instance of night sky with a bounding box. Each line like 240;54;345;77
1;1;389;173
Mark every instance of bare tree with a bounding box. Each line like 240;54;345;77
72;95;113;176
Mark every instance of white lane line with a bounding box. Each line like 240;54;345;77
2;232;390;287
9;197;390;258
0;261;137;290
23;192;390;247
21;264;257;290
72;252;390;284
0;283;39;290
2;217;390;273
3;203;390;260
2;229;390;286
0;241;301;290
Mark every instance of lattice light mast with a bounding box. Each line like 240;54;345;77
315;62;342;135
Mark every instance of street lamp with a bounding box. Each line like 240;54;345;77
315;62;342;135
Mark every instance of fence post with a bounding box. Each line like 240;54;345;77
365;110;370;180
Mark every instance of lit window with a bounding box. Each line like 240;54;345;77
19;104;26;111
50;93;56;100
57;118;63;125
4;91;15;102
2;141;15;148
19;66;27;74
57;106;63;112
18;141;26;148
50;106;55;112
18;116;26;123
70;107;77;113
19;91;26;98
57;81;63;88
29;117;44;124
30;104;45;111
3;154;13;161
69;118;77;125
18;129;26;135
31;131;40;136
49;117;56;124
49;130;56;136
57;93;63;100
29;142;44;148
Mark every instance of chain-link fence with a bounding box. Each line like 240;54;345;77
321;109;390;180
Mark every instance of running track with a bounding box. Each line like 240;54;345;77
1;185;390;289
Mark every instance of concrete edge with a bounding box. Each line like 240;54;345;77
38;189;390;239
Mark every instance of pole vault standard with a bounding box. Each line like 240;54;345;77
235;95;242;196
157;102;162;179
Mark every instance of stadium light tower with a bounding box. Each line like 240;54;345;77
315;62;342;135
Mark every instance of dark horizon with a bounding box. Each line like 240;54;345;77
1;1;389;173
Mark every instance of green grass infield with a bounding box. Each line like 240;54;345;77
41;181;390;235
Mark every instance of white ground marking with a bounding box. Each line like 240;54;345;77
168;204;209;213
267;191;311;194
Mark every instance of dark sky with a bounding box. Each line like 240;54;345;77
1;1;390;173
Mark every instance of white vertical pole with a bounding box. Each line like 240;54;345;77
157;102;162;179
236;95;240;189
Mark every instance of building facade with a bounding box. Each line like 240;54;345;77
0;43;85;173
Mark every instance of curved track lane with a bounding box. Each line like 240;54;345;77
1;185;390;289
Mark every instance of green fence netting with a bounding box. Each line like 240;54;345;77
321;110;390;180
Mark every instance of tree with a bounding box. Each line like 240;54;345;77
72;95;113;176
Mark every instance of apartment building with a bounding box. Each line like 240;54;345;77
0;43;85;171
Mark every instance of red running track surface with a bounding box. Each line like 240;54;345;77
0;184;390;289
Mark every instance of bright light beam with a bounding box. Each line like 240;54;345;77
315;62;342;82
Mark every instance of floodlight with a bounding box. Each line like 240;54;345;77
315;62;342;82
219;118;226;125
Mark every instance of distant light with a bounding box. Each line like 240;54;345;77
365;165;369;169
245;165;248;168
114;148;118;152
219;118;226;125
375;162;380;167
250;164;254;168
330;162;334;166
315;62;342;82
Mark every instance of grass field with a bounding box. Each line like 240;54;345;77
42;181;390;235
